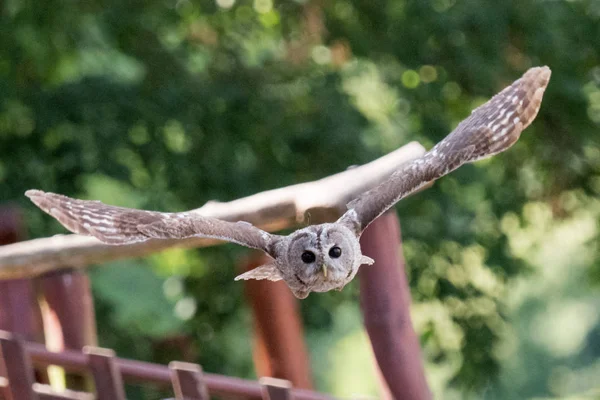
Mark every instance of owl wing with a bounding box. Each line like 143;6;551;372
339;66;551;234
26;190;279;255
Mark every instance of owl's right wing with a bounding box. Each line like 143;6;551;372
26;190;280;255
339;66;551;235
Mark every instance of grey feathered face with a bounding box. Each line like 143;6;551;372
279;223;370;299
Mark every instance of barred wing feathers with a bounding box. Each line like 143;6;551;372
341;66;551;233
26;190;277;253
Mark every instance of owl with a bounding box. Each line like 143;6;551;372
27;67;551;298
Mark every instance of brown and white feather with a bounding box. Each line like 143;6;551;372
340;66;551;234
25;190;278;254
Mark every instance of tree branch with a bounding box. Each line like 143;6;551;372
0;142;425;279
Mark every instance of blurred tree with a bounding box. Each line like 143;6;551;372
1;0;599;398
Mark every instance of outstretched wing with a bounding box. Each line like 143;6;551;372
26;190;279;254
339;66;551;234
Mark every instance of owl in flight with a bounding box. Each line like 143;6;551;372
27;67;551;298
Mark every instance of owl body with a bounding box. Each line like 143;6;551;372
26;67;551;298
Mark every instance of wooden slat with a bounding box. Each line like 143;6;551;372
34;383;93;400
26;343;335;400
260;377;292;400
169;361;209;400
0;205;49;395
0;349;12;400
37;393;90;400
84;347;125;400
0;331;38;400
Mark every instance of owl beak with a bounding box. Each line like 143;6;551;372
321;264;328;279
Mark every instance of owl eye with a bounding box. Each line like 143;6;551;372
329;246;342;258
301;251;316;264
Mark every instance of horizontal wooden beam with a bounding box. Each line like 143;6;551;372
0;142;425;279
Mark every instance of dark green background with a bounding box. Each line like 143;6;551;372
2;0;600;398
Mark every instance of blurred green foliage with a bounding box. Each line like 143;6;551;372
2;0;600;398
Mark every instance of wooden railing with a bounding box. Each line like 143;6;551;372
0;142;425;279
0;330;333;400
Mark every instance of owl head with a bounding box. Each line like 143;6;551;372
236;223;374;298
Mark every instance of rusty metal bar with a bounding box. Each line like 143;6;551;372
260;377;292;400
25;342;333;400
169;361;209;400
0;331;38;400
244;254;313;389
359;212;431;400
84;347;126;400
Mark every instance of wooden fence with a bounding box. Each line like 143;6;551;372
0;330;332;400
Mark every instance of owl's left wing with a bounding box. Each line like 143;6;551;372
339;66;551;235
26;190;280;255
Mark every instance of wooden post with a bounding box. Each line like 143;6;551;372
0;206;44;342
169;361;209;400
84;347;126;400
244;254;313;390
0;206;46;395
0;331;38;400
0;347;11;400
359;212;431;400
38;269;97;391
38;270;98;351
260;377;292;400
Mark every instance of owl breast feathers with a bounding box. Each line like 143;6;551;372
27;66;551;298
